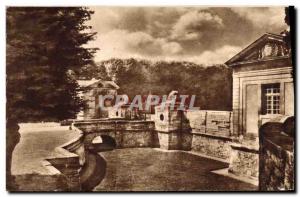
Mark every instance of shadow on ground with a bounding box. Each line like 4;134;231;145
94;148;258;191
80;151;107;191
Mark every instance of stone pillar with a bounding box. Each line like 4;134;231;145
154;103;191;150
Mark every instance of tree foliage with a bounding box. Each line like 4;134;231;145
6;7;97;122
283;7;292;50
77;62;110;80
81;58;232;111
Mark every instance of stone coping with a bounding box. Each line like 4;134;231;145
62;118;155;126
73;119;155;124
263;132;294;153
230;142;259;154
191;131;233;141
73;120;155;133
76;127;155;133
260;116;294;153
186;109;232;113
56;128;84;153
40;160;62;175
156;128;191;134
212;168;258;187
46;126;84;160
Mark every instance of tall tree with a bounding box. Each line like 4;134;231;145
6;7;97;189
283;7;292;51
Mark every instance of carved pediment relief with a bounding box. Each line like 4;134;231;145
260;42;289;58
243;41;289;61
225;33;290;66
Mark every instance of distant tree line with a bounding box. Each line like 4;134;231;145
77;58;232;111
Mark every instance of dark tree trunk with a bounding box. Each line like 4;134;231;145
6;119;20;191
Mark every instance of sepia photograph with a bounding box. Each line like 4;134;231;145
6;5;295;192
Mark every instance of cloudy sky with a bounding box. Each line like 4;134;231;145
86;7;287;65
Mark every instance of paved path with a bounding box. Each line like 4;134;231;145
11;123;81;175
94;148;258;191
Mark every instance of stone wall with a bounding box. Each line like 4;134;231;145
152;109;234;159
228;143;259;178
156;131;192;150
260;144;294;191
119;130;154;148
75;109;234;161
191;133;232;160
186;110;233;161
47;156;82;191
73;120;156;149
70;113;295;191
186;110;232;137
47;129;85;191
259;120;294;191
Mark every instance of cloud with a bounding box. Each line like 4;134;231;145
171;10;224;41
90;30;183;61
154;45;242;65
87;7;121;33
195;45;242;65
87;7;287;65
231;7;287;31
162;41;183;55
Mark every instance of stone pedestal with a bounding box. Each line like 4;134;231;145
154;103;191;150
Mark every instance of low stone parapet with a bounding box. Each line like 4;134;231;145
191;131;233;161
228;142;259;179
186;110;232;137
259;116;294;191
73;119;156;149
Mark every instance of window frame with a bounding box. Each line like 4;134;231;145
261;83;281;115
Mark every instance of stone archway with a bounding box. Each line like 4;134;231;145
90;135;117;152
100;135;117;148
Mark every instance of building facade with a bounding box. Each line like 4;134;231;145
225;33;294;139
77;79;120;119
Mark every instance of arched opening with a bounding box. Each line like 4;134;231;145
160;114;164;121
97;83;103;88
90;135;117;152
100;135;117;148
